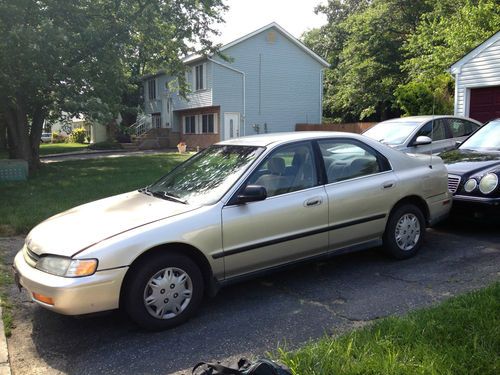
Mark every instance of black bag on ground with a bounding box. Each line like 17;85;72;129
192;357;292;375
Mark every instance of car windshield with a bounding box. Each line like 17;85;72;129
146;145;263;205
364;121;421;145
460;120;500;152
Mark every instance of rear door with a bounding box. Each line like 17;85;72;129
318;139;396;250
221;141;329;279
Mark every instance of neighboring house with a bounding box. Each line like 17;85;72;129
141;22;329;149
450;31;500;123
50;115;108;143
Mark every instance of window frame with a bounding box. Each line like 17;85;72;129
148;78;156;100
184;115;196;134
194;63;205;91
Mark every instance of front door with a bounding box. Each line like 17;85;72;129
221;141;329;279
224;113;240;140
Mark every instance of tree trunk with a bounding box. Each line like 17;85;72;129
4;100;44;171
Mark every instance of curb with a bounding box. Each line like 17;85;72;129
0;303;11;375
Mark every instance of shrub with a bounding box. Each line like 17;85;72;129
51;131;66;144
70;128;87;144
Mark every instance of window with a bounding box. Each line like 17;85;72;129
195;64;204;90
416;119;448;141
184;115;196;134
148;78;156;100
247;142;317;197
318;140;386;184
202;114;215;133
152;113;161;129
448;119;480;137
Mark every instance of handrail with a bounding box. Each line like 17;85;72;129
130;114;152;136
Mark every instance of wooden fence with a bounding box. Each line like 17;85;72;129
296;122;376;134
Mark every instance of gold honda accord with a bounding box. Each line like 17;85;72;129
13;132;452;330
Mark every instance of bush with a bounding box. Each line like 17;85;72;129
88;140;123;150
70;128;87;144
51;131;66;144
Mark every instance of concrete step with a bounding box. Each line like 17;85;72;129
120;142;139;151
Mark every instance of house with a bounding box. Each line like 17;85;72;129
140;22;329;149
50;115;109;143
450;31;500;123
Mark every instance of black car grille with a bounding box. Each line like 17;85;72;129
448;174;461;194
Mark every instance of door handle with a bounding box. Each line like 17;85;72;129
382;181;395;189
304;197;322;207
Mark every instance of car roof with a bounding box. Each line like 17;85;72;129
217;131;368;147
378;115;481;125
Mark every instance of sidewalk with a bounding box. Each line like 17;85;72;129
41;148;178;163
0;303;11;375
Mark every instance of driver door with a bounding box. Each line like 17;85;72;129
221;141;329;279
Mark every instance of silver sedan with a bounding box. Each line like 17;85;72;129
13;132;452;330
363;115;481;154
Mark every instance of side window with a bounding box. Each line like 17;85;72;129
318;140;384;183
417;120;447;141
246;142;317;197
448;119;470;137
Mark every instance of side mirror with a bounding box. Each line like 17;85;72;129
455;140;462;148
413;136;432;146
234;185;267;204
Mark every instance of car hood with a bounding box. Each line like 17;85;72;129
26;191;199;257
440;150;500;176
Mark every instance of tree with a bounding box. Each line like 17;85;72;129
0;0;226;170
396;0;500;116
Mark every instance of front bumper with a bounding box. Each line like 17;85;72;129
13;250;128;315
451;195;500;220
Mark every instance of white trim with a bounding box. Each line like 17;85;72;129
453;73;459;116
450;31;500;74
184;22;330;67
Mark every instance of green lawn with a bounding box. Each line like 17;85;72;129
39;142;89;155
0;153;189;235
278;283;500;374
0;143;89;159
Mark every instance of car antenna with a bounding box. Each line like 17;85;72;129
429;91;436;169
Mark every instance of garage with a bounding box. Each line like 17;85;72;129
469;86;500;123
450;31;500;123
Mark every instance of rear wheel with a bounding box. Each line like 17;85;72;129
123;252;204;330
383;204;425;259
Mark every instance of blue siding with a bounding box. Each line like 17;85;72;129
213;26;324;139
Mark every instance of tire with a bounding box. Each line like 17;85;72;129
123;252;204;330
383;204;425;259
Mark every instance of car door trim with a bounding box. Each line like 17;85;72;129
212;213;386;259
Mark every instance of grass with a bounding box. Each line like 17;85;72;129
278;283;500;374
0;143;89;160
0;153;189;235
39;142;89;155
0;254;13;337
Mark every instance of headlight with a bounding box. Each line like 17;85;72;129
36;256;98;277
463;178;477;193
479;173;498;195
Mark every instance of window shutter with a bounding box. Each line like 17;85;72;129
192;66;196;90
214;113;218;134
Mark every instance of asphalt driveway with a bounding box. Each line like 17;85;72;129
1;221;499;375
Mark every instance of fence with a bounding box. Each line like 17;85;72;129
296;122;377;134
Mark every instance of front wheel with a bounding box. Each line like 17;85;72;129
383;204;425;259
123;252;204;330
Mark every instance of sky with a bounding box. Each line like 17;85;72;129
212;0;327;45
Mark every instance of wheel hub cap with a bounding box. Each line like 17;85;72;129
395;213;421;251
143;267;193;320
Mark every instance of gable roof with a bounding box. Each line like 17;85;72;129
450;30;500;74
183;22;329;67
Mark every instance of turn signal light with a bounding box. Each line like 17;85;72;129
32;292;54;305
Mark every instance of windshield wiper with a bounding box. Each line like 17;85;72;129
151;190;188;205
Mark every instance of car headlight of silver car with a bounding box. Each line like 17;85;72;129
478;173;498;195
463;178;477;193
36;256;98;277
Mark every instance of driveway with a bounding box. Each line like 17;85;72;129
1;221;499;375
